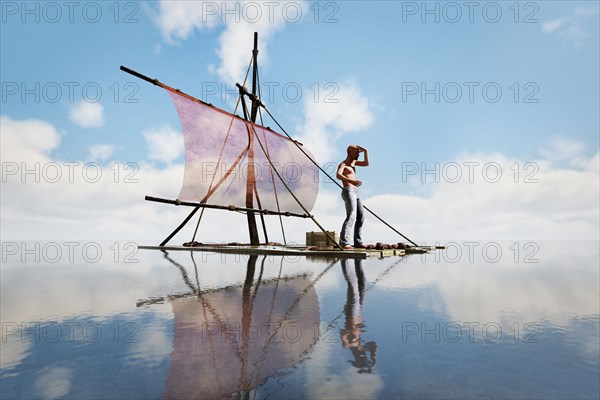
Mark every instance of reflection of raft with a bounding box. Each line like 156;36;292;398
137;244;436;259
164;274;320;399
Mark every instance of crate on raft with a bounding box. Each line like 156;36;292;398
306;231;340;247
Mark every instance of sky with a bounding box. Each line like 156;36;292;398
1;0;599;244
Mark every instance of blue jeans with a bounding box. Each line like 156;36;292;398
340;187;365;246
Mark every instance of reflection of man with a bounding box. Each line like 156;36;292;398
336;145;369;250
340;258;377;373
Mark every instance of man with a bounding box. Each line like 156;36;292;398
336;145;369;249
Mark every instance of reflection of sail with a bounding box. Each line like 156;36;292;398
164;274;320;399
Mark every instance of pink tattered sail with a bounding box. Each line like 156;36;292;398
168;91;319;215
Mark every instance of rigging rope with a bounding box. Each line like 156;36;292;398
248;121;344;250
261;106;418;247
256;67;287;245
191;57;255;243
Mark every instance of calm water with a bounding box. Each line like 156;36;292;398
1;241;598;399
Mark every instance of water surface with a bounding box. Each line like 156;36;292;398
1;241;598;399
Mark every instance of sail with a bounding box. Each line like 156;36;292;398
168;90;319;214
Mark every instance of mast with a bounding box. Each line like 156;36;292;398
245;32;261;246
251;32;260;122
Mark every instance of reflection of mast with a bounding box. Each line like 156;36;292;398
240;255;258;398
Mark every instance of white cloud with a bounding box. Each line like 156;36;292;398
541;17;571;33
214;2;305;84
307;348;384;399
1;115;60;162
1;116;597;245
155;0;309;84
156;0;220;43
1;115;186;241
68;101;104;128
539;135;586;161
88;144;116;161
296;80;374;163
541;6;599;48
0;115;295;243
152;42;162;56
371;241;599;367
293;140;599;244
34;367;73;400
128;323;172;367
143;125;184;164
574;5;600;18
0;335;32;370
361;147;599;242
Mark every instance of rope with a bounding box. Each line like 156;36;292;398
248;121;344;250
191;56;254;243
261;106;418;247
257;67;287;245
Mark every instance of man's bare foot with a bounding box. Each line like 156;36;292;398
342;245;353;250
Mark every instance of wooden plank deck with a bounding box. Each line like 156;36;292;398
137;244;431;259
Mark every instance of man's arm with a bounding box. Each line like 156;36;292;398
354;146;369;167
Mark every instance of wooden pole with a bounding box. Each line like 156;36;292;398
250;32;269;243
251;32;259;122
145;196;310;218
239;89;260;246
